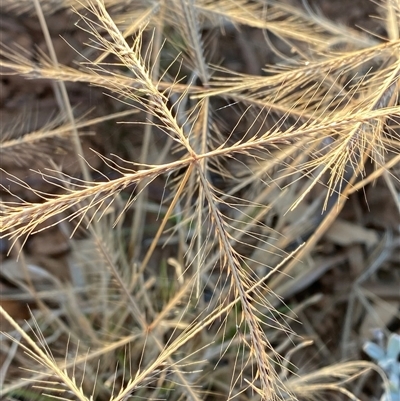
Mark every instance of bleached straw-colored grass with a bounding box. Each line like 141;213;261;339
1;0;399;400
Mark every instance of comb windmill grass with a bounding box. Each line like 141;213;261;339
0;0;399;400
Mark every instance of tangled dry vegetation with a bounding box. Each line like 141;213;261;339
0;0;399;400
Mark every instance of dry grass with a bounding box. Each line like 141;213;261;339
0;0;399;400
